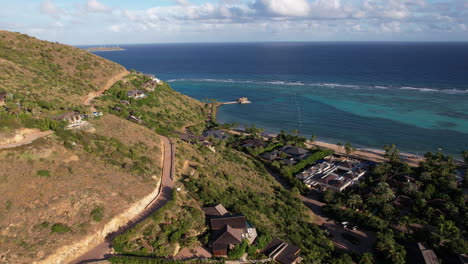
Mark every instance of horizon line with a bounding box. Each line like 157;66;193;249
74;40;468;47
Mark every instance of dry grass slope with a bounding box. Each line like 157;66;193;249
0;30;125;105
0;117;164;264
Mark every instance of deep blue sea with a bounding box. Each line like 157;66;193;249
88;42;468;156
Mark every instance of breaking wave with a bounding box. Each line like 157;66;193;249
166;78;468;95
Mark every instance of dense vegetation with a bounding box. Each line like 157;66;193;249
322;147;468;263
180;141;336;262
113;190;206;256
96;74;207;135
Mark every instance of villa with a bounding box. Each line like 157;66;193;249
281;146;309;160
262;238;303;264
145;74;163;84
52;112;82;124
127;90;146;99
298;157;369;192
204;204;257;257
202;130;229;141
260;146;311;164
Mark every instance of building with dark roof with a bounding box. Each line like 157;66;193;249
406;242;440;264
281;146;310;160
204;205;256;257
203;204;229;217
210;215;246;230
262;238;303;264
260;151;278;161
202;130;229;140
127;90;146;99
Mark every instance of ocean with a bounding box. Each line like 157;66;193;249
89;42;468;156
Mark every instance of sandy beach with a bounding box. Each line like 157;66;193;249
306;140;423;167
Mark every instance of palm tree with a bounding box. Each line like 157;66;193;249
384;144;400;163
310;134;317;143
345;142;355;156
437;220;459;240
347;194;363;209
336;142;343;149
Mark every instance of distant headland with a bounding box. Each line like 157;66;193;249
85;47;125;52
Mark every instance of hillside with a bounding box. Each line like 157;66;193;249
0;32;167;263
0;30;125;106
110;139;336;262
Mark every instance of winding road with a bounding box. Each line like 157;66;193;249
70;70;175;263
70;136;175;264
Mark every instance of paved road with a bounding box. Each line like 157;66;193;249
70;136;175;264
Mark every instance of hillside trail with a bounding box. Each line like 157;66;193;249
0;130;53;149
83;69;129;111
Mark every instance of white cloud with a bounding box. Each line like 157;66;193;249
254;0;310;17
176;0;191;6
87;0;108;12
40;0;63;18
379;21;401;33
109;24;122;32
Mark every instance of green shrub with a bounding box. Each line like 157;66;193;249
90;207;104;222
51;223;71;233
36;170;50;178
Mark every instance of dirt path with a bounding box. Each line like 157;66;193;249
83;70;129;107
0;130;53;149
70;136;175;264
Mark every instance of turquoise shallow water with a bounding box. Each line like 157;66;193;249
92;42;468;156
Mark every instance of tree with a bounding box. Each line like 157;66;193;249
245;124;264;138
462;150;468;164
336;142;343;149
436;220;460;241
323;190;336;203
359;253;375;264
344;143;355;156
310;134;317;143
384;144;400;163
347;194;363;209
375;230;406;264
369;182;395;205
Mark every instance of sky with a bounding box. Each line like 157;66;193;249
0;0;467;44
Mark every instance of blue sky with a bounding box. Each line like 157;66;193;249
1;0;467;44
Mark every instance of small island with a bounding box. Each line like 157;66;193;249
85;46;125;52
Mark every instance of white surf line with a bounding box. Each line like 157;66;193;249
294;92;303;130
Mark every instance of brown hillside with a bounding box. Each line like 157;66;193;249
0;30;126;105
0;115;163;264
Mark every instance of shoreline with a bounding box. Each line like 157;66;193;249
214;105;464;165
